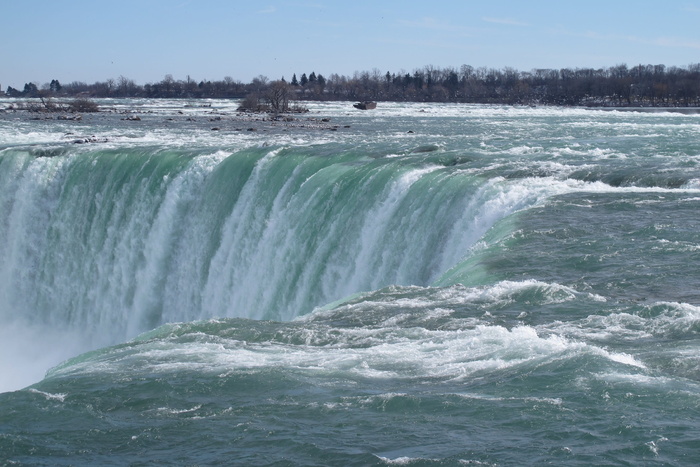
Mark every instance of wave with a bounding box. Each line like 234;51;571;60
37;278;700;416
39;287;633;383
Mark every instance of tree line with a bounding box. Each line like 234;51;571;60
5;63;700;107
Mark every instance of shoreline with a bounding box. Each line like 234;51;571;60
4;97;700;114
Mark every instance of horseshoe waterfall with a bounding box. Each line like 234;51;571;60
2;100;700;465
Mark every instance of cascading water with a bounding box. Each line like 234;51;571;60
3;100;700;465
0;143;546;356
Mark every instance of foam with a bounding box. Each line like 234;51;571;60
26;388;67;402
4;98;700;395
547;301;700;343
42;316;596;388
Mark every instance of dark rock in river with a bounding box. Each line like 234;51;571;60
353;101;377;110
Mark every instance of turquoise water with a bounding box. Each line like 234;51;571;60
1;100;700;465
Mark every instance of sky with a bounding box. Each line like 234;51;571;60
2;0;700;90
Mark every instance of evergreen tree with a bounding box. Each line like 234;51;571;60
23;82;38;96
309;71;317;83
5;86;21;97
291;73;299;86
300;73;308;86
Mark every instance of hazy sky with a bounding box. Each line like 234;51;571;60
2;0;700;89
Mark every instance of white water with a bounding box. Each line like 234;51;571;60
0;145;540;392
3;99;699;394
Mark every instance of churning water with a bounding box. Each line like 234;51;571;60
1;100;700;465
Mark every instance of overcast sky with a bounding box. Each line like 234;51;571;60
2;0;700;89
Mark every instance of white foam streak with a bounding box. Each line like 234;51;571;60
347;166;442;292
26;388;67;402
0;155;70;315
46;280;691;387
546;301;700;344
201;148;294;320
129;151;228;334
47;319;578;383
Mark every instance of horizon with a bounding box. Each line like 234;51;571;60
2;0;700;90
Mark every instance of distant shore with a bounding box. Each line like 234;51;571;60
4;98;700;122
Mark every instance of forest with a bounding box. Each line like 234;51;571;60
4;63;700;108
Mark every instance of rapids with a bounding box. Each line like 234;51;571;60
1;99;700;465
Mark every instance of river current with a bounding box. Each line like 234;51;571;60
1;99;699;465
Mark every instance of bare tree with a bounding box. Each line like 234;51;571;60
267;80;290;113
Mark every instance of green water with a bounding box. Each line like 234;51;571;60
1;100;699;465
